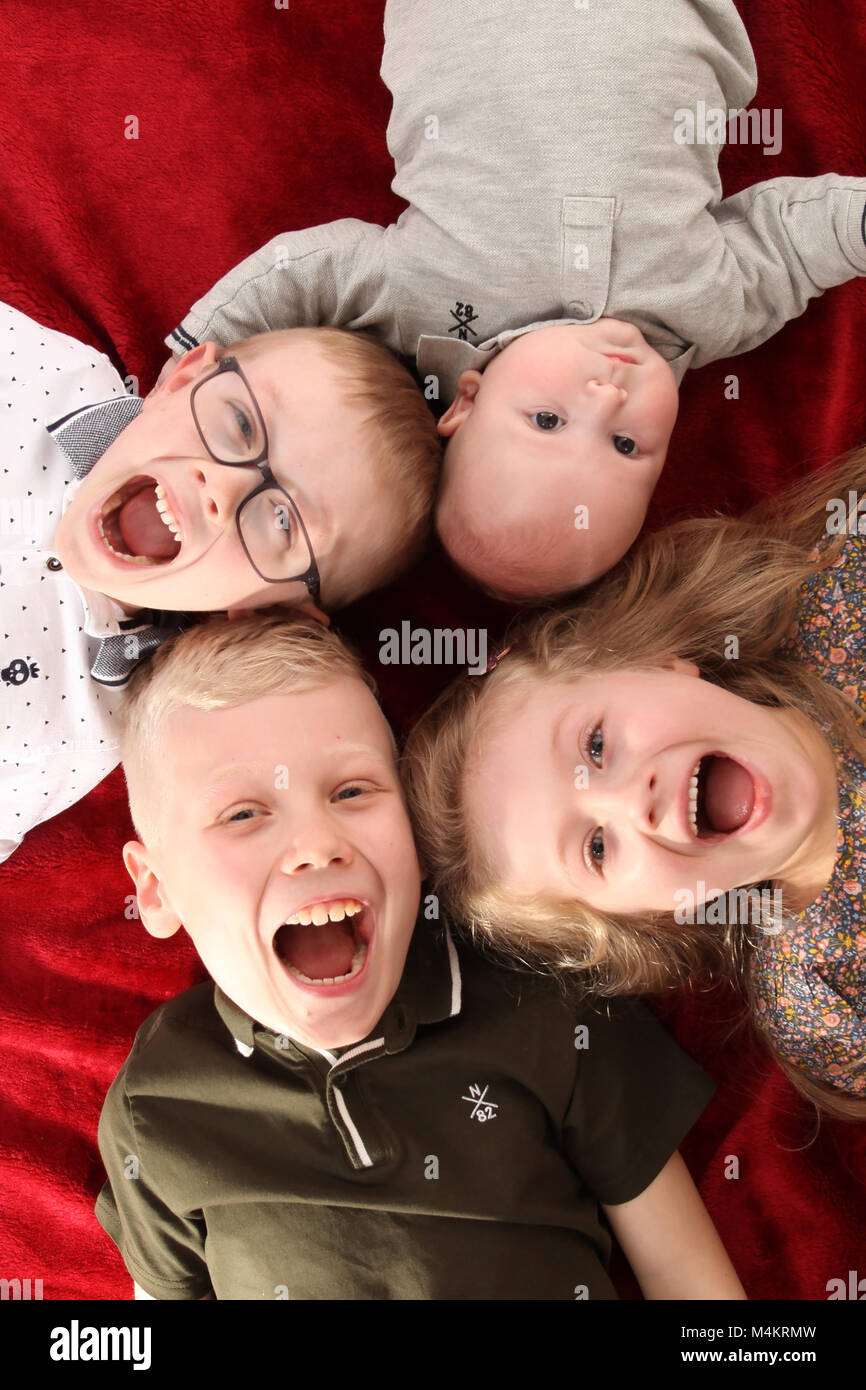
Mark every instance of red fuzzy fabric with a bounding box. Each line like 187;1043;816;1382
0;0;864;1301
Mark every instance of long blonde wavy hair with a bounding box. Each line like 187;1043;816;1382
403;446;866;1120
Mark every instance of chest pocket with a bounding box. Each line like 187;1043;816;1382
559;196;615;323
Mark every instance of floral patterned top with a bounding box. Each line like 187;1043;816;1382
752;525;866;1096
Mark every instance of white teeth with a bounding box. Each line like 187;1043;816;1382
284;897;364;927
688;761;701;836
282;941;368;987
154;483;183;541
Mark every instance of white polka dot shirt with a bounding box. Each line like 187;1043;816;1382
1;301;131;863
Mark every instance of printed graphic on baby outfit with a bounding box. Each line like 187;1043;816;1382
448;302;479;340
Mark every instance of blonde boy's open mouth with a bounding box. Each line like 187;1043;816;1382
98;475;182;565
273;898;372;989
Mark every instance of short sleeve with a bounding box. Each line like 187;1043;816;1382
562;997;715;1206
95;1067;212;1301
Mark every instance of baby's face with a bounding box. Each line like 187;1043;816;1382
437;321;679;593
464;667;837;916
124;679;422;1049
53;338;386;614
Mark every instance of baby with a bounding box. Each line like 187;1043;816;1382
95;613;745;1299
0;304;440;861
164;0;866;598
402;448;866;1118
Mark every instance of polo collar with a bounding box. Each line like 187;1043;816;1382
47;395;144;476
416;317;695;403
46;395;193;686
214;898;463;1060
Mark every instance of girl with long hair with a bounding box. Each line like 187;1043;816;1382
404;448;866;1120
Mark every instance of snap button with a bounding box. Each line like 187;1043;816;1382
567;300;593;320
45;556;63;572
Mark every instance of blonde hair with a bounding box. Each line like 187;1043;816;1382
120;611;375;845
227;328;442;607
404;446;866;1121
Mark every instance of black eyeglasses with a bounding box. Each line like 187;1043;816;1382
189;357;321;602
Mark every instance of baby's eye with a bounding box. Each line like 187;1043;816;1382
530;411;565;432
613;435;638;456
586;726;604;767
334;785;366;802
585;828;605;872
225;807;259;823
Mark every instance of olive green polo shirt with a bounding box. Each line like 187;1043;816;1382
95;917;715;1300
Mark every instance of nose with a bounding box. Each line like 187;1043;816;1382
581;376;628;423
579;767;661;835
277;813;354;875
193;460;260;526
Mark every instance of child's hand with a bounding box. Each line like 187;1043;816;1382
602;1150;747;1300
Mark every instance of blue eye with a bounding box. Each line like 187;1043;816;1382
334;785;365;802
232;404;254;448
227;807;257;823
530;411;564;431
587;726;603;766
586;828;605;870
613;435;637;456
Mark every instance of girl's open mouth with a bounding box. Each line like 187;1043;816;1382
97;475;183;565
272;897;373;991
686;754;756;840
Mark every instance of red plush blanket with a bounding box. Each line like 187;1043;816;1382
1;0;864;1301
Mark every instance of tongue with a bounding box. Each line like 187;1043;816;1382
702;756;754;833
278;920;356;980
117;486;179;559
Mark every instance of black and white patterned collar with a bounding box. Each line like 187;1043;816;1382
47;395;193;687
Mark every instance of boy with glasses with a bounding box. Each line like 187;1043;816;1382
0;306;440;863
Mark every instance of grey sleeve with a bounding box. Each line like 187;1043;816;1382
166;217;399;355
95;1068;212;1301
696;174;866;366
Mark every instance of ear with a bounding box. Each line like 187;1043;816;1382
122;841;182;939
142;342;220;405
145;353;184;398
659;656;701;679
293;600;331;628
437;370;483;437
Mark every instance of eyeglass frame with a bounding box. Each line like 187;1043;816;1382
188;355;321;603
